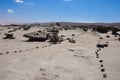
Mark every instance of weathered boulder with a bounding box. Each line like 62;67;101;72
3;33;15;39
49;32;59;42
47;27;59;33
68;38;76;43
23;30;47;41
96;27;109;33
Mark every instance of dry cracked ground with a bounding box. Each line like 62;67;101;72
0;26;120;80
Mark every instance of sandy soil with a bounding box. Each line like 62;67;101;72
0;26;120;80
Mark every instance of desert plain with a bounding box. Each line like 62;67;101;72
0;24;120;80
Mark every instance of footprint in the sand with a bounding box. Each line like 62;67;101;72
37;68;59;80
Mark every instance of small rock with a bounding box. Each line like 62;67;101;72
68;49;74;51
100;37;103;39
72;34;75;36
101;64;104;67
101;68;105;72
40;68;45;71
103;74;107;78
36;46;38;49
99;60;103;63
6;51;9;54
68;38;76;43
19;50;22;52
0;53;2;55
14;51;17;53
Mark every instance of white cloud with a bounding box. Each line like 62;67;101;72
14;0;23;3
80;21;95;23
26;2;34;6
7;9;14;14
64;0;73;2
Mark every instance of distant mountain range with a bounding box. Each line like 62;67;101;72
40;22;120;27
1;22;120;27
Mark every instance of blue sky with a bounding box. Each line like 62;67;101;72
0;0;120;24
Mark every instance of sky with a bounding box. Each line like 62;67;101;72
0;0;120;24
